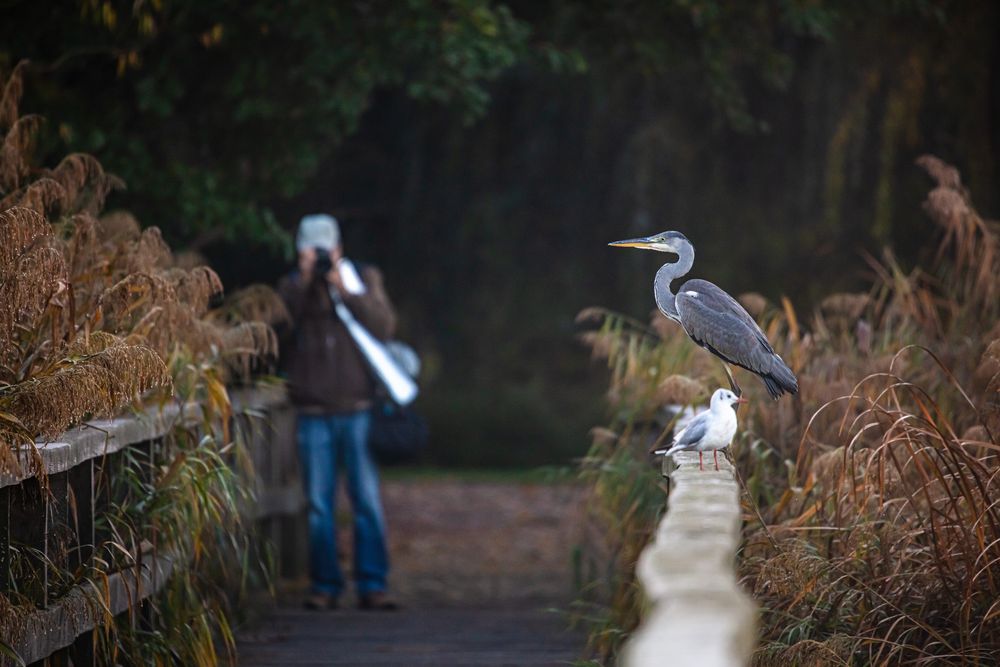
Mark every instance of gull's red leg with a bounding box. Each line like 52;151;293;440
713;450;719;471
699;452;704;471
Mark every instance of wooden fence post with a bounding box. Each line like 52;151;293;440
0;485;9;595
10;476;47;606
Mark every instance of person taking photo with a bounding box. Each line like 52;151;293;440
277;214;398;611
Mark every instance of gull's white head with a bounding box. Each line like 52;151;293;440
710;388;747;410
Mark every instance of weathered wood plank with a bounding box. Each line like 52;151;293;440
0;486;9;594
237;608;581;666
45;470;69;606
0;386;297;665
253;484;304;519
4;552;176;666
9;476;47;605
67;458;94;572
0;403;188;489
229;384;288;413
0;385;286;490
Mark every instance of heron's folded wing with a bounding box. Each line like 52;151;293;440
676;281;776;376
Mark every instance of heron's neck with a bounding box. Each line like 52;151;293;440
653;241;694;321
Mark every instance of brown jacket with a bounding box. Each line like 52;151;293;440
277;265;397;413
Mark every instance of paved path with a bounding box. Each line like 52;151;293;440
237;477;586;666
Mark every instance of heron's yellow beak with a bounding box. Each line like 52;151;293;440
608;236;657;249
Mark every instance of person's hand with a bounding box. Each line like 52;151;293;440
324;246;346;293
298;248;317;282
327;262;344;293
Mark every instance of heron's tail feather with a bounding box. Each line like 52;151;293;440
762;355;798;399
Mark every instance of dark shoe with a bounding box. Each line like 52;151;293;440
303;592;339;610
358;591;399;611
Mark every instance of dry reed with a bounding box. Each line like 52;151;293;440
0;59;275;464
0;61;28;131
210;284;290;326
0;114;42;193
3;341;170;438
0;60;276;665
579;156;1000;664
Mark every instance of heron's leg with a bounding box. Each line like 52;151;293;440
722;361;742;397
698;451;704;471
713;449;719;471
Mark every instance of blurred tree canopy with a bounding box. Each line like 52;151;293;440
3;0;997;465
3;0;945;249
1;0;545;247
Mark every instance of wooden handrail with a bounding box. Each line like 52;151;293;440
6;551;177;664
0;402;188;489
623;452;758;667
0;384;302;666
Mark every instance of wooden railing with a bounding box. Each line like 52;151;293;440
232;386;308;578
0;385;302;666
623;452;758;667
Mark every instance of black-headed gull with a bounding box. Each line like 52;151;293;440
655;388;746;470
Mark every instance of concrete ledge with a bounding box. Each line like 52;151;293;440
623;450;757;667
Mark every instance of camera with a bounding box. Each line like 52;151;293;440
314;247;333;278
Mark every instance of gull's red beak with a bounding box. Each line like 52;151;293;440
735;397;749;404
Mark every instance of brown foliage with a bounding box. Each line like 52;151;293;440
220;321;278;358
97;210;142;242
581;156;1000;663
738;292;770;319
0;114;42;193
654;374;706;405
118;227;173;275
0;61;28;131
1;177;69;216
3;340;170;439
917;153;1000;316
211;284;290;326
98;272;177;330
0;246;67;377
163;266;224;316
0;69;277;472
50;154;106;200
915;154;963;192
739;159;1000;663
220;321;279;380
0;206;49;266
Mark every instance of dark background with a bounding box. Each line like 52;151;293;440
3;0;998;466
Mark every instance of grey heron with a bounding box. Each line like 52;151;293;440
656;388;745;470
610;231;798;399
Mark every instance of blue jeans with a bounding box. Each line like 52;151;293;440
297;410;388;596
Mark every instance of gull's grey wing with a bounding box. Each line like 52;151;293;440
675;279;798;398
671;412;709;450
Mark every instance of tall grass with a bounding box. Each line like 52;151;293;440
742;158;1000;664
0;61;282;664
578;155;1000;664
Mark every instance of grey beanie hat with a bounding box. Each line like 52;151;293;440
296;214;340;252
